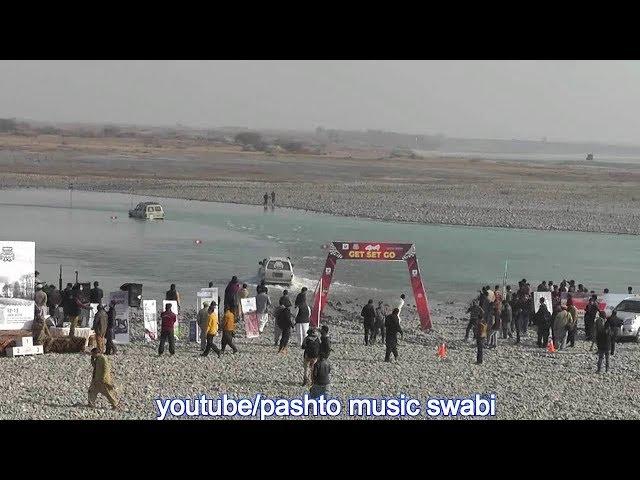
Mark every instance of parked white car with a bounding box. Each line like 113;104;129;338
613;297;640;340
128;202;165;220
258;257;294;285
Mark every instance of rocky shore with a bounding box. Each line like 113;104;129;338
1;297;638;420
1;173;639;235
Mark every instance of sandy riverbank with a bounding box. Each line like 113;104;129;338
1;297;638;420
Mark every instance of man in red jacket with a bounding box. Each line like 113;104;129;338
159;303;177;356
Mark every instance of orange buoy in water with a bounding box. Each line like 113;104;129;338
194;239;203;245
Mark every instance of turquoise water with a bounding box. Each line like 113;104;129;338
0;188;638;308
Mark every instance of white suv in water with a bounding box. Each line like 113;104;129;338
613;297;640;340
258;257;295;285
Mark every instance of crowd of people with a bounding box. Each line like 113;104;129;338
464;279;631;372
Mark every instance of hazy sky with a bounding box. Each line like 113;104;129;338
1;60;639;144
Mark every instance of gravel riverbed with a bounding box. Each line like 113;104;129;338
1;297;639;420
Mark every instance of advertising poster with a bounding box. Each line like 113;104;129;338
0;241;36;330
533;291;553;313
241;297;259;338
163;300;179;339
195;288;218;342
88;303;99;329
143;299;158;342
109;291;130;344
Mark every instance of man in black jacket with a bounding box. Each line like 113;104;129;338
294;287;310;346
535;297;552;348
361;299;376;346
105;300;118;355
276;306;294;353
319;325;331;358
607;310;623;356
584;296;599;341
594;314;612;373
89;281;104;304
384;308;403;362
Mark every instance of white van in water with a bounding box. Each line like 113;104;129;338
612;297;640;340
258;257;295;285
128;202;165;220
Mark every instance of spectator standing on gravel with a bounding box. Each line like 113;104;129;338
501;301;513;339
475;317;487;364
465;299;484;342
628;286;633;295
34;284;47;319
394;294;406;321
88;347;119;410
90;281;103;304
592;314;612;373
276;304;294;353
535;297;552;348
537;281;548;292
93;304;108;353
319;325;331;358
310;353;331;399
295;287;310;346
263;193;269;206
301;328;321;386
488;304;501;348
68;286;90;337
46;285;62;316
106;300;117;355
159;303;177;356
566;296;578;347
223;276;239;311
197;301;210;351
61;282;73;323
256;289;272;332
384;308;403;362
271;191;276;206
607;310;623;356
361;299;376;346
202;302;221;358
165;284;181;312
584;296;600;341
552;305;571;350
257;279;268;295
371;301;387;345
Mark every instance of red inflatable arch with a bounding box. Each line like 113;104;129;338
310;242;432;331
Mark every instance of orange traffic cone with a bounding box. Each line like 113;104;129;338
546;338;556;353
437;342;448;359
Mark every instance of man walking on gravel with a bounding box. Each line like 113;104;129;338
159;303;177;356
475;317;487;364
301;328;321;386
276;303;294;353
221;307;239;354
88;347;119;410
197;301;210;351
371;300;386;345
256;288;272;333
535;297;552;348
384;308;403;362
106;300;117;355
361;299;376;346
202;302;221;358
465;299;484;342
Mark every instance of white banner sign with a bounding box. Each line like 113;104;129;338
241;297;259;339
143;300;158;342
0;241;36;330
533;291;553;313
109;291;130;344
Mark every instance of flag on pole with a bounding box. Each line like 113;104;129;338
311;276;322;328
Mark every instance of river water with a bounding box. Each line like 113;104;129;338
1;188;638;308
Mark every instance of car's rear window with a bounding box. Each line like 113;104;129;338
616;300;640;313
267;260;291;271
154;206;162;212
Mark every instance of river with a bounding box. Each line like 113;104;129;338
1;188;638;308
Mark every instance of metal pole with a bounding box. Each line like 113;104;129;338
59;265;62;291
